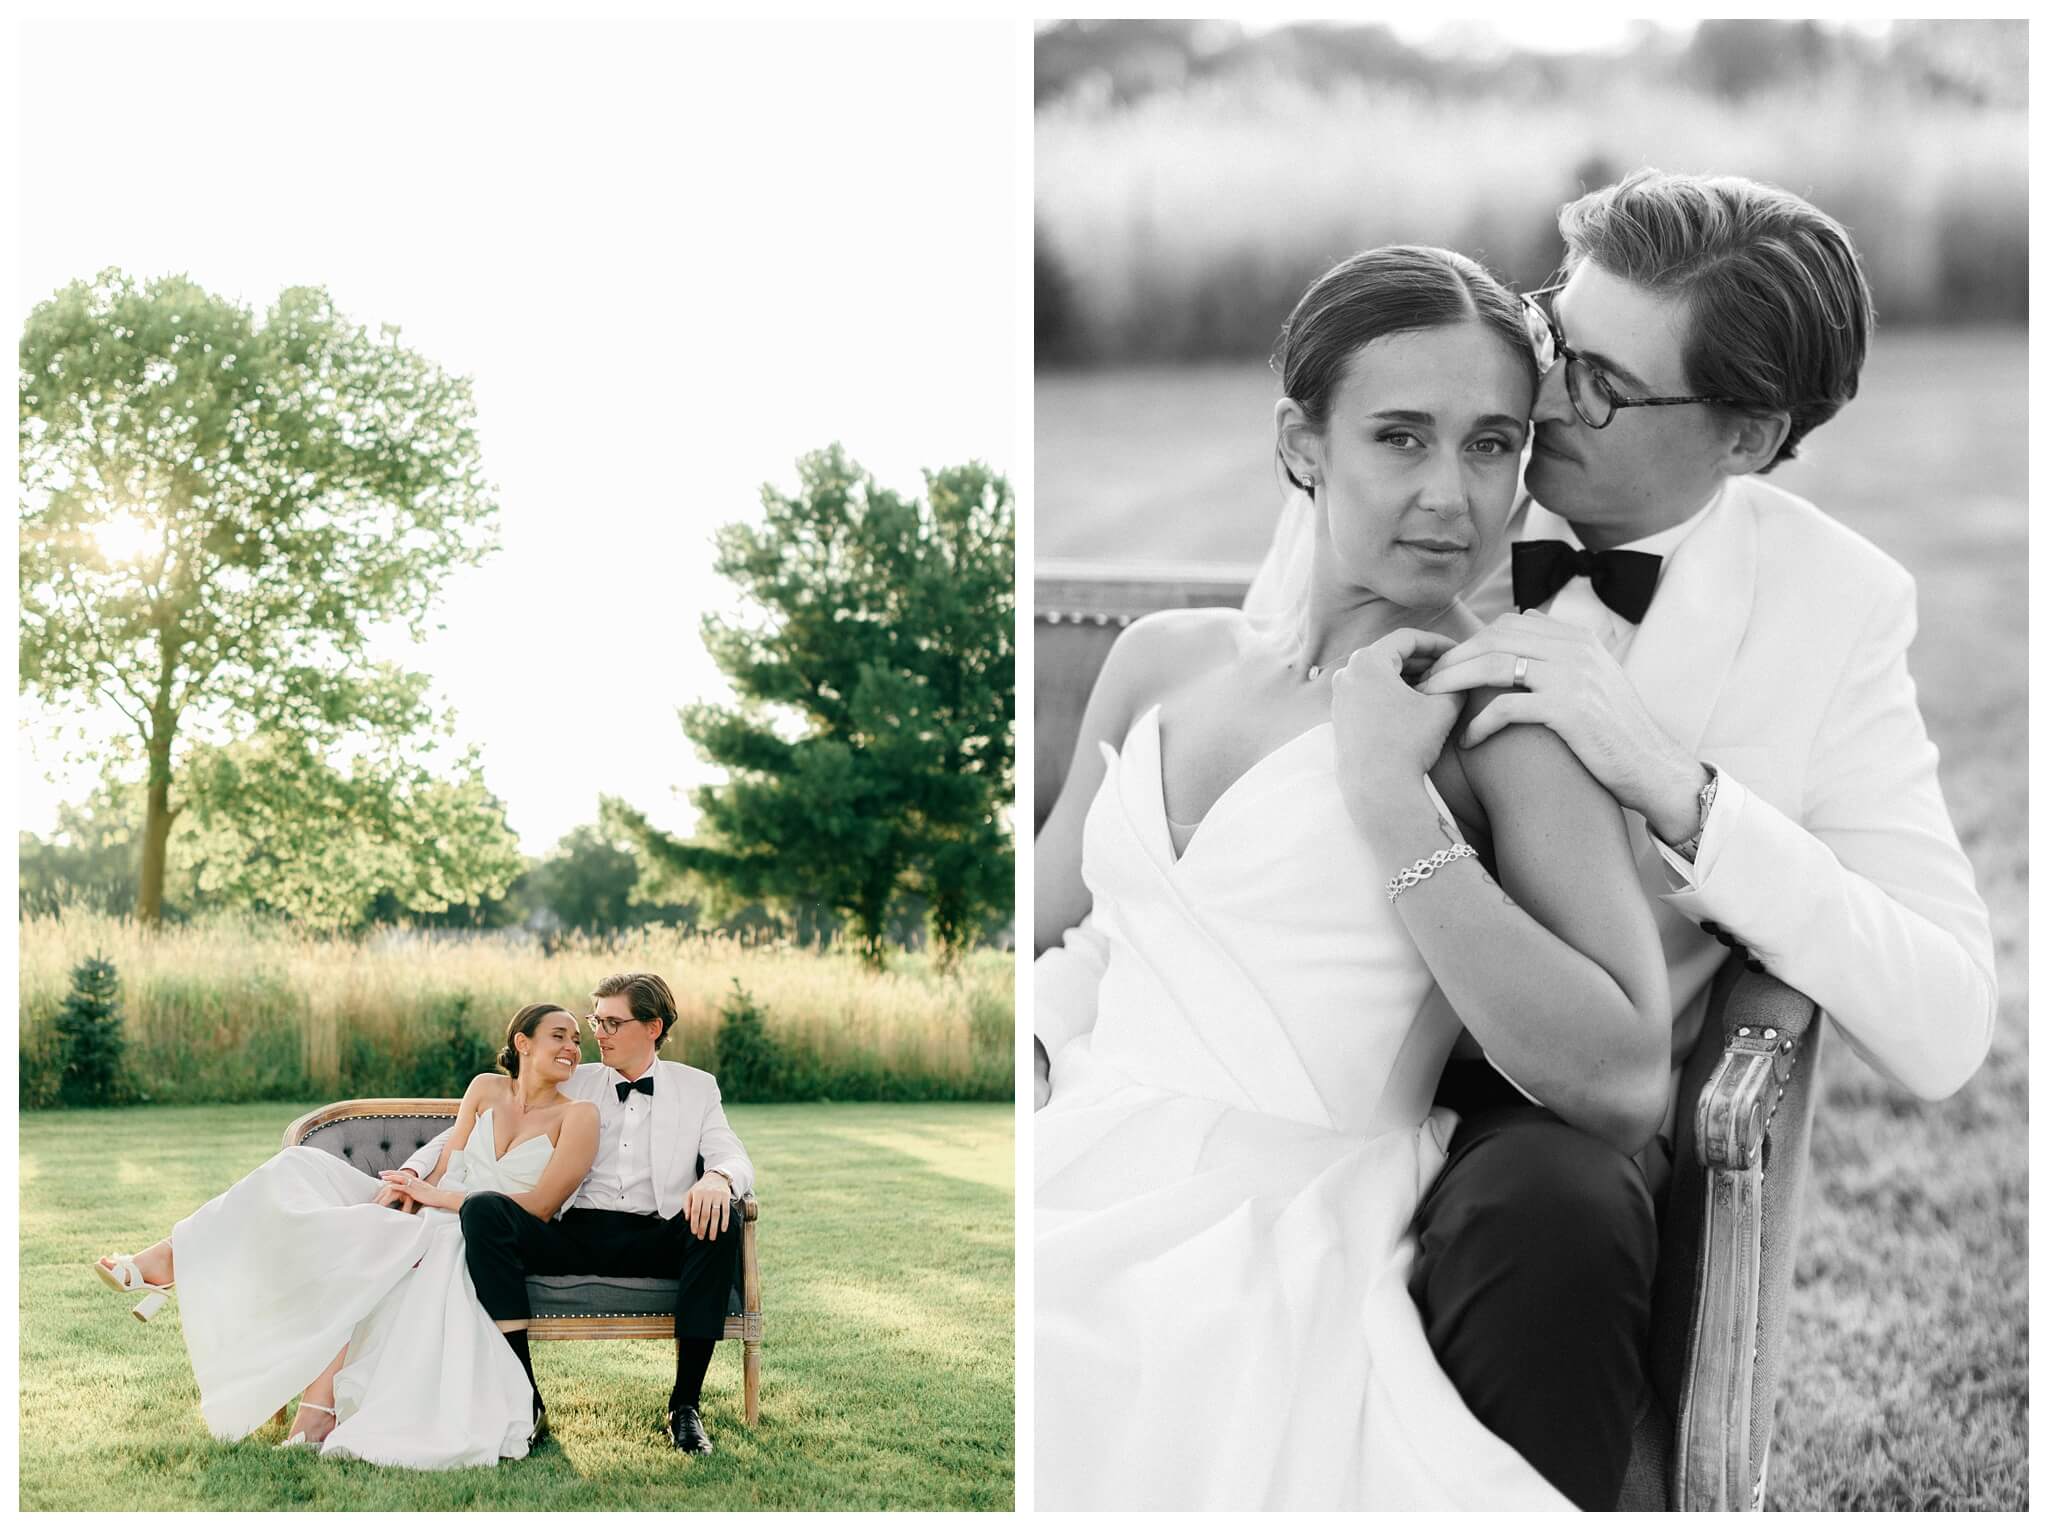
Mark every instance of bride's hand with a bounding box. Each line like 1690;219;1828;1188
1331;628;1461;819
381;1169;456;1211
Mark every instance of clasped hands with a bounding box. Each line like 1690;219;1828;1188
1416;612;1707;842
374;1170;460;1213
371;1170;734;1236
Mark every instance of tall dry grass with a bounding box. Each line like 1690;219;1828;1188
1036;75;2027;361
19;910;1013;1106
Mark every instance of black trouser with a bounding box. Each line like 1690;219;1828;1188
460;1196;743;1342
1408;1061;1659;1511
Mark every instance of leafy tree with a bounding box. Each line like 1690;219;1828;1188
18;727;523;931
522;821;698;935
619;447;1013;969
176;730;524;929
17;743;202;919
18;790;151;919
55;953;132;1106
19;270;498;923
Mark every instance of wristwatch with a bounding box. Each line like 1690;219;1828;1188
707;1167;735;1195
1671;764;1721;861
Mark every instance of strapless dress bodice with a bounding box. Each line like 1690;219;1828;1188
1076;705;1463;1135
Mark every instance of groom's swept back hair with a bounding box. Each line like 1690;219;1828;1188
593;971;678;1051
1557;168;1874;471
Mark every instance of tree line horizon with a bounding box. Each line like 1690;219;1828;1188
1036;17;2026;367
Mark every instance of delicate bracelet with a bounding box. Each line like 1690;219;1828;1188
1386;843;1479;902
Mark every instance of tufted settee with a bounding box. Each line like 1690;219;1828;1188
1035;565;1824;1510
281;1097;763;1426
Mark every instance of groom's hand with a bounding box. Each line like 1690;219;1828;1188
1420;613;1709;843
684;1175;733;1241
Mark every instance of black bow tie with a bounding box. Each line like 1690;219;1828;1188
1511;540;1662;625
616;1076;655;1102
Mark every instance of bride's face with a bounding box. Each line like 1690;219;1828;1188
523;1011;583;1083
1288;320;1532;608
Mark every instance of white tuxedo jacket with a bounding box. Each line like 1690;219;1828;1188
1463;475;1995;1100
404;1058;754;1219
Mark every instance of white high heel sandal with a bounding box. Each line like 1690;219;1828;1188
93;1254;174;1321
276;1400;337;1450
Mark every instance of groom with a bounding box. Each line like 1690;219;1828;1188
402;970;753;1454
1409;169;1996;1506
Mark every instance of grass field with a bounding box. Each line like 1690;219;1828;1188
1036;327;2027;1510
19;1102;1013;1511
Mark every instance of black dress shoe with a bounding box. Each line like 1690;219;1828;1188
665;1404;713;1454
527;1406;549;1450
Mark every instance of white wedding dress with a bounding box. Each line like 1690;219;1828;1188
171;1109;543;1468
1036;706;1570;1510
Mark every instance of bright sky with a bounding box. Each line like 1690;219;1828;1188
16;16;1018;855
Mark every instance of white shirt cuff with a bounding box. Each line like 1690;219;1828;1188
1653;763;1745;890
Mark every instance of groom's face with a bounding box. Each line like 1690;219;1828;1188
1522;260;1735;550
592;993;661;1079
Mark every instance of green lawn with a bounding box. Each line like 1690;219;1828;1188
20;1102;1014;1511
1038;328;2027;1511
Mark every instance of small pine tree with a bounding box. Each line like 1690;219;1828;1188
409;992;498;1097
714;980;792;1102
55;953;130;1106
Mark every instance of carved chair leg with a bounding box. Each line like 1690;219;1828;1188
743;1338;761;1426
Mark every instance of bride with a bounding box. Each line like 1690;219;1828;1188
93;1003;599;1469
1033;245;1671;1509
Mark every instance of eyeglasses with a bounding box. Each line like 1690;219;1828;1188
1520;285;1741;429
581;1013;639;1036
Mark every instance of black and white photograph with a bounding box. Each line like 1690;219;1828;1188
1031;17;2025;1512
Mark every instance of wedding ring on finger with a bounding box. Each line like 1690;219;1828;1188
1511;654;1530;690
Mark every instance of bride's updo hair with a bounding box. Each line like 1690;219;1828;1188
1270;245;1536;492
498;1003;572;1078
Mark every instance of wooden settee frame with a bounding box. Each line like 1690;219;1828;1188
282;1096;764;1426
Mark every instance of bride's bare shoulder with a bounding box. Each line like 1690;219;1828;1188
1099;607;1244;701
1063;606;1245;773
553;1098;601;1140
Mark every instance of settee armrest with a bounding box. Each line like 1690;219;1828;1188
1694;971;1821;1173
1671;966;1825;1510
